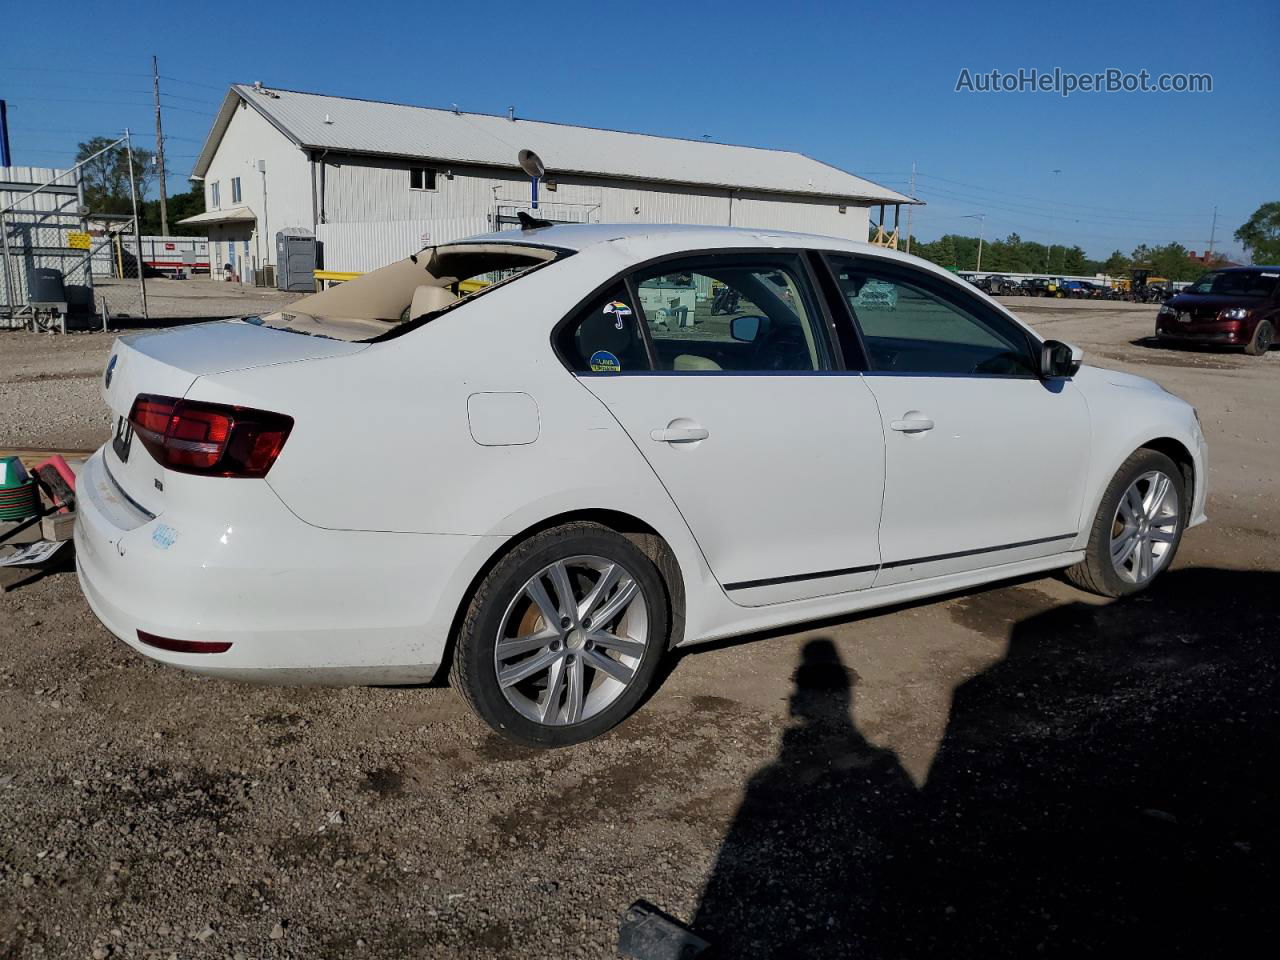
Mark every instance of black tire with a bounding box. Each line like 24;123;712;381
1245;320;1274;357
449;522;671;747
1065;448;1187;598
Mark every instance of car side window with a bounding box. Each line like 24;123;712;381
827;255;1037;376
632;255;830;372
558;283;652;374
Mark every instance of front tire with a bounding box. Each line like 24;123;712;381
1065;449;1186;598
1245;320;1274;356
450;523;670;747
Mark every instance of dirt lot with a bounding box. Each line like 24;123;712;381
1;298;1277;959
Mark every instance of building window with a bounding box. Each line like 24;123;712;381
210;181;220;209
231;177;242;203
409;167;437;191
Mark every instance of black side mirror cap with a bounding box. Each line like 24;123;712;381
1040;339;1082;378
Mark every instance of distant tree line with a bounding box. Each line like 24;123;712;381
899;232;1234;281
891;202;1279;279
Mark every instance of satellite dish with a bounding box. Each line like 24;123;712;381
518;149;545;179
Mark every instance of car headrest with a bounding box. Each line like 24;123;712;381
673;354;722;371
410;284;457;320
578;306;638;358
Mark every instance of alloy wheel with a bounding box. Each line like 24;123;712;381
494;555;649;726
1110;470;1180;585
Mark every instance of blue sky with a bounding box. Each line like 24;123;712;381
3;0;1275;259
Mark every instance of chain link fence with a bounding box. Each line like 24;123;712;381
1;134;148;331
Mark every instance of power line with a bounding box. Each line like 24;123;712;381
161;75;230;92
916;171;1237;223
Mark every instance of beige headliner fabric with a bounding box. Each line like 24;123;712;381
285;243;558;323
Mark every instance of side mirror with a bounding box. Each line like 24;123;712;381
1040;339;1083;378
730;314;764;342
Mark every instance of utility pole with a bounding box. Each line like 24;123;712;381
976;213;985;272
904;161;916;255
1206;205;1218;260
152;55;169;236
960;213;985;271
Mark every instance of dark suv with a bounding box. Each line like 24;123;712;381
1155;267;1279;355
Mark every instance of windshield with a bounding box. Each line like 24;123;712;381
245;242;565;341
1187;269;1279;298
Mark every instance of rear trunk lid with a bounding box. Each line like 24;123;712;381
100;320;366;514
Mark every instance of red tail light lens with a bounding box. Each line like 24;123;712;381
128;394;293;478
137;630;232;654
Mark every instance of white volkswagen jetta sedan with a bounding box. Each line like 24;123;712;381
76;224;1208;746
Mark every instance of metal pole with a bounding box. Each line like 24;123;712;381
124;130;149;318
259;159;269;280
905;161;915;255
0;99;12;167
1207;205;1218;259
977;214;985;272
152;55;170;236
0;210;16;321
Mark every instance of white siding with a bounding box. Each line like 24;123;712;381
315;158;873;273
202;102;312;268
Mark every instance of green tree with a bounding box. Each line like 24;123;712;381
1234;202;1280;265
140;186;205;236
1103;250;1130;275
75;136;155;218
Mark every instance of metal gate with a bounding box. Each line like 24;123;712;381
1;133;148;330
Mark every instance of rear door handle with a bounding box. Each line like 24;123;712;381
650;424;709;443
890;417;934;433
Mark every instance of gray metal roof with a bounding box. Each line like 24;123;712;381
193;85;915;204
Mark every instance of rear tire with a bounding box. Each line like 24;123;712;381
1245;320;1274;356
1065;448;1186;598
450;522;670;747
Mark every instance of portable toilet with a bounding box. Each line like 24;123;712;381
275;228;317;292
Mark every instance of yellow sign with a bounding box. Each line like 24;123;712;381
67;232;91;250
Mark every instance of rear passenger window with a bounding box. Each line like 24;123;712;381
633;255;830;372
558;284;652;374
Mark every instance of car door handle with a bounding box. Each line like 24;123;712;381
650;425;709;443
889;417;934;433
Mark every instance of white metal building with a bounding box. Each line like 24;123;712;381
186;83;914;279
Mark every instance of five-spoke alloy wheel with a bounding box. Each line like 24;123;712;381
451;523;669;746
1067;448;1187;598
1109;470;1180;585
495;556;649;726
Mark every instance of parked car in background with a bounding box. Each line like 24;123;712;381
76;224;1208;746
974;274;1019;297
1155;266;1279;355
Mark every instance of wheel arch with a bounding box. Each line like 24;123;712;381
441;509;689;680
1140;436;1197;521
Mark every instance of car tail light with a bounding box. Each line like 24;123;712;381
127;394;293;478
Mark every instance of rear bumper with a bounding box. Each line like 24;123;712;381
74;448;502;684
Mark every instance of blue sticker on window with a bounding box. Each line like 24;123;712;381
589;350;622;373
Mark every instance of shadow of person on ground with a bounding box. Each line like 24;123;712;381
693;567;1280;959
693;637;919;956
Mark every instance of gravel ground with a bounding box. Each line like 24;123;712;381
1;298;1278;958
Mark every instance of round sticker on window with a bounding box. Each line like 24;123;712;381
589;350;622;373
